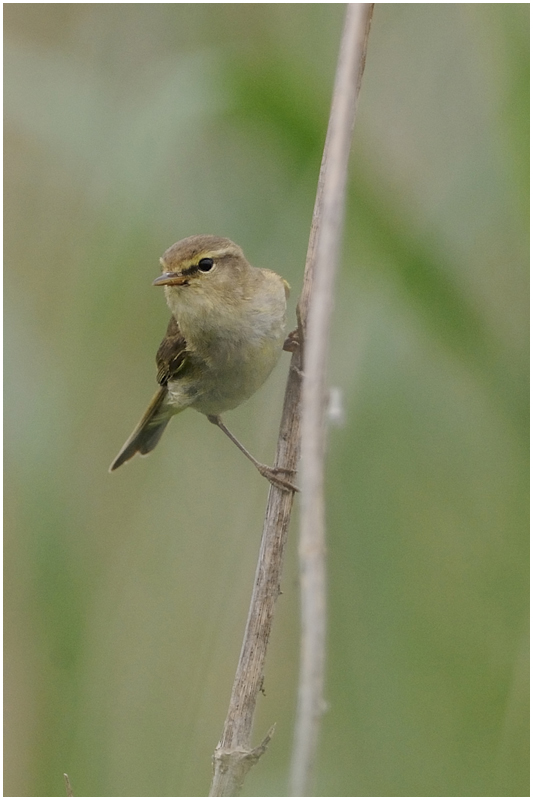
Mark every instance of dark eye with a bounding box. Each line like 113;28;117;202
198;258;214;272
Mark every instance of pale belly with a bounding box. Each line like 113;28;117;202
166;337;284;417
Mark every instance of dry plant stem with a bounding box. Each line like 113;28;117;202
290;4;374;797
209;4;373;796
209;344;303;797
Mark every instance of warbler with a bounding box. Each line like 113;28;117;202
109;235;297;490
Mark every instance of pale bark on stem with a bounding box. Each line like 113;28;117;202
209;4;373;796
290;4;374;797
209;346;302;797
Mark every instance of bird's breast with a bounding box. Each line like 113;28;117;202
166;273;287;416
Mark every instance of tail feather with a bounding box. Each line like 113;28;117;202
109;387;173;471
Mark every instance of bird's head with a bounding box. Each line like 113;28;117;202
153;235;250;301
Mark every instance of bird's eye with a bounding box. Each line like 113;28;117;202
198;258;214;272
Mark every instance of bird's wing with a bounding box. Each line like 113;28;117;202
156;316;190;386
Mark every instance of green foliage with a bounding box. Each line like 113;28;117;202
5;5;528;796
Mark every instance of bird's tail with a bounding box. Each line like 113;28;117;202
109;387;174;471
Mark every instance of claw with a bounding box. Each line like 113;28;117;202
283;328;300;352
257;465;299;493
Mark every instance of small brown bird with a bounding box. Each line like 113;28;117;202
109;235;296;490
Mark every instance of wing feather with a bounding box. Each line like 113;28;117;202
156;316;189;385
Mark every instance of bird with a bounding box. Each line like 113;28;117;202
109;235;297;491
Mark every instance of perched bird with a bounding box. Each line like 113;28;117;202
109;235;296;490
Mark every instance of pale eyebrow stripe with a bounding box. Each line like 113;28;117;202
205;247;238;259
182;249;236;274
159;246;239;271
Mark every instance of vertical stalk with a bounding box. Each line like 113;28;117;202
290;5;374;796
209;5;373;796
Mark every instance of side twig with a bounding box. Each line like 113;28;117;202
290;4;374;796
63;773;74;797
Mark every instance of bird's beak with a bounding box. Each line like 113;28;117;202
152;272;188;286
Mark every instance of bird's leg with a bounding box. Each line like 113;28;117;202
207;415;298;492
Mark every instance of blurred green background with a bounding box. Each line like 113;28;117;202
4;4;528;797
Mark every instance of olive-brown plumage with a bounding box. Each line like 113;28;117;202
110;235;295;489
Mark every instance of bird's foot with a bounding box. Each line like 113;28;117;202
256;464;299;493
283;328;300;352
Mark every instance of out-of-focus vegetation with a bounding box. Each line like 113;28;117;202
5;5;528;796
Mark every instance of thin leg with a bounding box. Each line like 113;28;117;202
207;415;298;492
